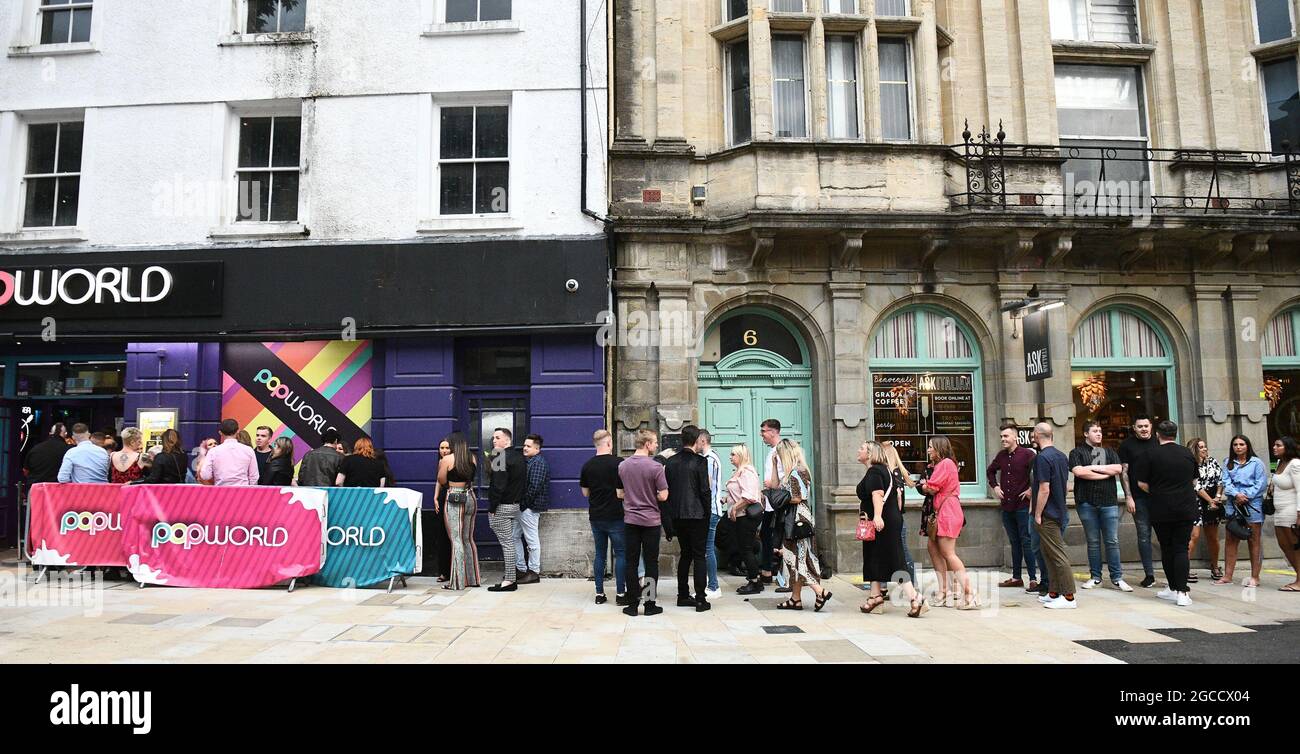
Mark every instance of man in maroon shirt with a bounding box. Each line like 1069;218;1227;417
986;424;1037;588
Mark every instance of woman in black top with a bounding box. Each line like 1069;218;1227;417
858;440;925;617
263;437;295;486
438;432;480;590
335;437;388;488
139;429;188;484
429;438;454;582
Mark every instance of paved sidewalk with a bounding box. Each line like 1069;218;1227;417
1;557;1297;664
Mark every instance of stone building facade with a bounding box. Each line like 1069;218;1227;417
609;0;1300;572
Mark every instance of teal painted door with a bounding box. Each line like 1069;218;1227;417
699;349;814;506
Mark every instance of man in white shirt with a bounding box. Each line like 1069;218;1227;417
698;429;723;600
198;419;260;487
759;418;784;584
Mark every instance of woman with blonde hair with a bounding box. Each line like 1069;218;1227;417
859;441;925;617
775;440;832;611
920;436;978;609
110;428;146;484
880;441;917;586
727;444;767;595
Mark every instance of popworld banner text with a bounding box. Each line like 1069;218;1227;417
26;483;128;567
310;487;423;588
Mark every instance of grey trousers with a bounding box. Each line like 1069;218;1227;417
490;504;520;581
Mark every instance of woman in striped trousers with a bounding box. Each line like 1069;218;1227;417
438;432;480;590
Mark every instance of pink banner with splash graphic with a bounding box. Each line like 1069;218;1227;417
119;485;328;589
26;483;129;567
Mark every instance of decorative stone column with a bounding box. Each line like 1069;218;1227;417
1227;285;1270;451
654;281;696;432
828;277;867;573
1191;284;1237;453
995;284;1039;430
613;0;647;146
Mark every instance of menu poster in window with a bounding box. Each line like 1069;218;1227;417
873;372;977;483
137;408;179;451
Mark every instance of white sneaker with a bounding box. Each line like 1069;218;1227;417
1176;592;1193;607
1038;594;1055;603
1113;579;1134;593
705;588;722;600
1081;578;1102;590
1156;589;1178;601
1044;596;1078;609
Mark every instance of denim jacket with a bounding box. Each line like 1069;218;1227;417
1222;456;1267;508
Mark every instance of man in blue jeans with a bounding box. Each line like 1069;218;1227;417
1119;416;1159;588
986;424;1037;589
697;430;724;601
1070;420;1133;592
580;430;626;605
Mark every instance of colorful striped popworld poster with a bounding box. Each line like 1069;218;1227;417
220;340;373;465
26;483;128;567
119;485;328;589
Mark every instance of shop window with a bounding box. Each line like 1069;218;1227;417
461;345;529;386
247;0;306;33
15;360;124;397
1071;307;1175;446
869;307;983;490
1264;309;1300;449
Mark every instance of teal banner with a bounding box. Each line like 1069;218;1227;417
311;488;423;588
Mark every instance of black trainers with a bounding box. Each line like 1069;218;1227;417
643;601;664;616
1140;574;1156;588
695;599;712;613
676;595;698;607
737;581;763;595
595;594;607;605
615;593;629;606
622;603;639;617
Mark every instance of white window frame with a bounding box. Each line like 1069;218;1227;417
722;0;749;23
1257;55;1300;155
435;100;512;218
20;119;83;229
443;0;512;23
213;102;306;237
771;34;811;140
242;0;308;34
38;0;93;45
1049;0;1141;44
878;35;917;143
874;0;909;17
1253;0;1296;44
1055;63;1156;196
769;0;806;12
825;34;864;140
8;0;98;55
724;38;752;147
825;0;859;14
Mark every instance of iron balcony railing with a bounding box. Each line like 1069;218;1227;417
950;121;1300;217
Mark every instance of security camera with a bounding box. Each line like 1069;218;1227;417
565;279;580;293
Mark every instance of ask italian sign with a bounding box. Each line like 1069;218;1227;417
1023;310;1052;382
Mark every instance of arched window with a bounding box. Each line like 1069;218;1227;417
1071;306;1176;446
869;306;984;494
1263;308;1300;448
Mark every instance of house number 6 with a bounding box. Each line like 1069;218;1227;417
743;329;758;346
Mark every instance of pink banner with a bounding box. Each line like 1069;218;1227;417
26;483;128;567
119;485;328;589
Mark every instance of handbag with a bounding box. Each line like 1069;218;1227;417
743;501;764;518
447;487;470;505
763;455;792;513
1263;494;1276;516
1225;501;1254;541
856;473;893;542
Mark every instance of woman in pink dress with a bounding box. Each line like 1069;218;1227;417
919;436;979;609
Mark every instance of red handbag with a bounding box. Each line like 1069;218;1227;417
855;518;876;542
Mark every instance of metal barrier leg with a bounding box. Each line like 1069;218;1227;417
31;566;46;585
386;575;397;594
287;578;297;593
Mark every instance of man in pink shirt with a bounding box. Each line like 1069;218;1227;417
198;419;261;486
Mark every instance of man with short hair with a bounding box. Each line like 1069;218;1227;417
618;429;669;616
1031;422;1076;609
197;419;260;486
486;427;527;592
56;423;110;483
581;429;625;605
697;429;724;600
1119;415;1159;588
254;425;274;484
1135;420;1199;606
1071;420;1132;592
515;433;550;584
986;424;1037;588
664;425;713;612
758;418;784;584
297;428;345;487
24;422;71;484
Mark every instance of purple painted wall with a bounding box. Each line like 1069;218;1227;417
370;338;459;508
124;342;222;451
529;334;605;509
